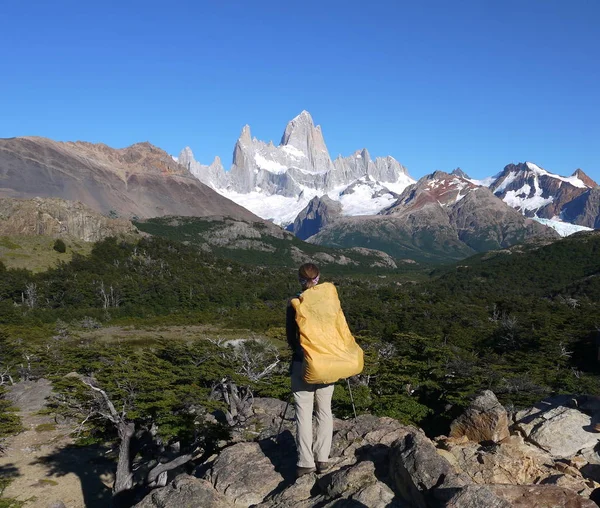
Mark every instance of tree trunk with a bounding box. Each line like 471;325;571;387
146;452;193;485
113;421;136;495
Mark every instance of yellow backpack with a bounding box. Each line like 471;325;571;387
291;282;364;384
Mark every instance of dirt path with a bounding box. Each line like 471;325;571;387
0;380;113;508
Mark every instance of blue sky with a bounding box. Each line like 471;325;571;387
1;0;599;181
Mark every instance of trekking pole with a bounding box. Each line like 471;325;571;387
276;394;292;444
346;379;357;420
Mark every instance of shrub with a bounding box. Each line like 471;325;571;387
53;239;66;253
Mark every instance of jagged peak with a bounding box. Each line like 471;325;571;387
292;110;315;125
572;168;597;188
451;167;470;179
428;170;453;180
238;124;252;144
281;111;318;145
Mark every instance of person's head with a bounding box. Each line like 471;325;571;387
298;263;320;290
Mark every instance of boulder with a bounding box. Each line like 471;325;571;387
444;484;512;507
446;483;597;507
389;427;467;507
318;461;377;499
134;476;232;508
349;481;398;507
205;442;285;506
255;473;326;508
438;434;555;485
486;484;597;507
525;408;596;458
449;390;509;443
540;474;598;498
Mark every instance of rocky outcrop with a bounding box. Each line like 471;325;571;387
0;197;138;242
514;396;598;459
0;136;259;220
135;393;600;508
449;390;510;443
135;476;232;508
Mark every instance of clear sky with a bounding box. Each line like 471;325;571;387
1;0;599;181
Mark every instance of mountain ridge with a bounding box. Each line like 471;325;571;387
0;136;262;221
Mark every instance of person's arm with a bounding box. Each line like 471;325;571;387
286;300;302;362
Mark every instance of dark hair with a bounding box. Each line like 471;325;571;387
298;263;319;281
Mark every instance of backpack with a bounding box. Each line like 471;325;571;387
291;282;364;384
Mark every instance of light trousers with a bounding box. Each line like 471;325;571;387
291;361;335;468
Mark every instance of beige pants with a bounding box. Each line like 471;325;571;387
291;361;335;468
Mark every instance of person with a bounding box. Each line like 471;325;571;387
286;262;335;477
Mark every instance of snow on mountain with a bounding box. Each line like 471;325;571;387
179;111;415;226
532;217;593;237
488;162;596;222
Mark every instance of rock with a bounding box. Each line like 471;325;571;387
444;484;512;507
438;434;556;485
540;473;598;498
526;408;596;458
47;503;67;508
514;395;579;436
134;476;232;508
349;481;398;507
486;484;597;507
7;378;53;412
389;427;467;507
449;390;510;443
290;195;342;240
255;473;322;507
318;461;377;499
205;441;286;506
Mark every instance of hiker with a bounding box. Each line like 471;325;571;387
286;263;363;477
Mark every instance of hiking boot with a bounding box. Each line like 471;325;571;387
296;466;316;478
316;461;331;474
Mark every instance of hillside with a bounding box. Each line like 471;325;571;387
0;137;260;221
133;215;401;271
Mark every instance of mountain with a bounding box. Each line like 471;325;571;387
561;186;600;229
0;137;260;221
489;162;597;221
287;195;342;240
307;171;559;262
178;111;415;225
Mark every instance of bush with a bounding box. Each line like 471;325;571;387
53;239;66;253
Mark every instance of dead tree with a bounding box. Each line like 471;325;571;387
73;375;199;499
211;378;254;427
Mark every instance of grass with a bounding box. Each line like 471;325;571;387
36;479;58;486
0;235;94;272
0;478;25;508
34;423;56;433
76;323;272;346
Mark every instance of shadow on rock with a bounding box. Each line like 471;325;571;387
30;444;114;508
258;430;298;496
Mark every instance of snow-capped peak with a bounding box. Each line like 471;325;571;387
180;111;415;226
